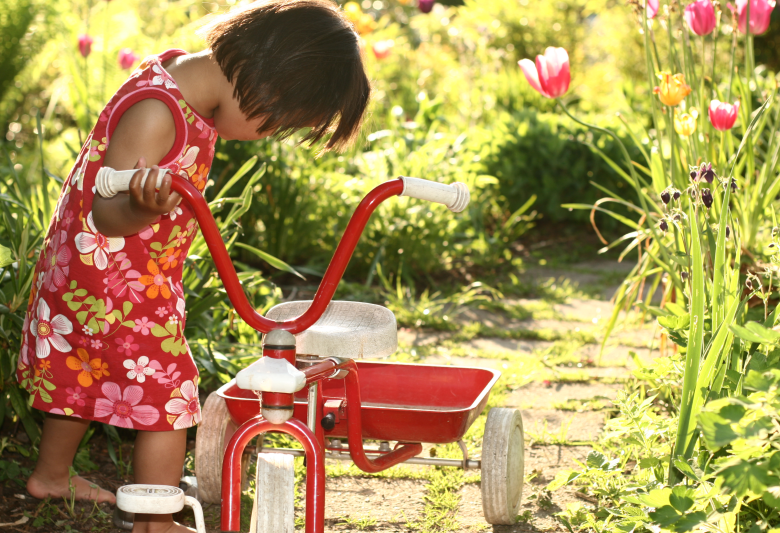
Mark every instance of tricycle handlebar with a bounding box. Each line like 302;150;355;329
95;167;469;334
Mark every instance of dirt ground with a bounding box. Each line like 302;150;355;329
0;258;656;532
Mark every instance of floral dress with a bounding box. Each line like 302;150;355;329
17;49;217;431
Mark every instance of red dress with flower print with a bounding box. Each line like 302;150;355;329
16;50;217;431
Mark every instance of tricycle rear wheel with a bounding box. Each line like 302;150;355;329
481;407;525;524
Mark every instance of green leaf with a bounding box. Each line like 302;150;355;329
122;320;136;328
62;292;73;302
745;321;780;343
41;379;56;391
74;289;87;297
233;242;305;279
123;301;132;317
658;314;690;331
729;323;766;344
0;243;13;268
744;369;780;392
669;486;694;512
151;324;169;338
648;505;681;528
673;459;702;482
631;488;670;508
698;411;739;450
639;457;660;469
716;459;771;497
38;389;52;403
76;311;88;325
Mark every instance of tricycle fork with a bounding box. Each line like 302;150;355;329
221;417;324;533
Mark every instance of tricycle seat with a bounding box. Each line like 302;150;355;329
265;301;397;359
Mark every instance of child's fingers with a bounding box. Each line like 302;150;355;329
128;168;146;200
161;191;182;213
156;175;172;206
142;166;159;205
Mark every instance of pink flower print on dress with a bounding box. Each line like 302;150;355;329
75;212;125;270
42;230;72;292
94;382;160;429
116;335;140;355
165;379;201;429
61;210;75;230
66;387;87;407
19;312;31;366
30;298;73;358
149;361;181;389
155;306;167;318
133;317;156;335
123;356;155;383
91;339;102;349
105;252;145;304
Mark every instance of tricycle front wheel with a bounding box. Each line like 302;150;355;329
195;392;250;504
481;407;525;525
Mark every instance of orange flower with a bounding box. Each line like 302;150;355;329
101;361;110;377
39;360;51;372
653;72;691;107
158;248;181;271
65;348;102;387
138;259;171;299
191;164;209;192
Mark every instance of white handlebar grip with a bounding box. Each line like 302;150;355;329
399;177;470;213
95;167;171;198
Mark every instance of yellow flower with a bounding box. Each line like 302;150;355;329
653;72;692;107
674;108;698;136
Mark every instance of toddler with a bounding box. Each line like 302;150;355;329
18;1;369;531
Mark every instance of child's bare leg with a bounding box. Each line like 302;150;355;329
27;414;116;504
131;428;194;533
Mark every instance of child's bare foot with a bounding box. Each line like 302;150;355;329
27;471;116;504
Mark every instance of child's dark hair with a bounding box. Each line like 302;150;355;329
203;0;370;152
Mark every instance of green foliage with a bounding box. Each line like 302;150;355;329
480;110;641;225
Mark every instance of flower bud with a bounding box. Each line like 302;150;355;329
418;0;435;13
659;219;669;232
746;278;753;290
726;225;731;239
690;170;698;181
730;178;737;192
700;163;716;183
673;189;681;201
773;227;779;238
701;188;713;208
681;270;689;281
661;190;671;204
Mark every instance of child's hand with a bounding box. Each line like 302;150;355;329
127;158;181;217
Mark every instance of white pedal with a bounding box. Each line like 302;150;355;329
116;485;206;533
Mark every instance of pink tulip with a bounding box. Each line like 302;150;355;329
372;40;394;60
728;0;776;34
647;0;660;19
709;100;740;131
118;48;140;70
685;0;717;35
518;47;571;99
78;34;94;58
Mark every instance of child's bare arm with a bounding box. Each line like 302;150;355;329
92;99;180;237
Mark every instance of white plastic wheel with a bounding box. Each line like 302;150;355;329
481;407;525;525
195;393;251;504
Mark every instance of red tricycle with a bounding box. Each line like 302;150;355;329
98;167;525;532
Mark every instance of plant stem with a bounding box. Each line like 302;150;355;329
727;30;737;101
670;106;677;188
